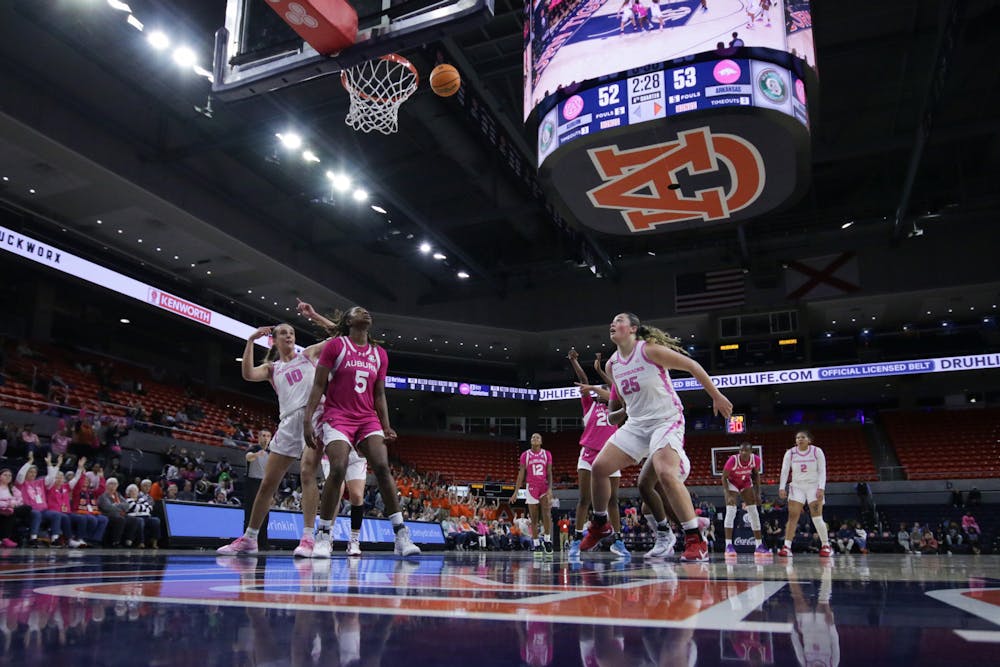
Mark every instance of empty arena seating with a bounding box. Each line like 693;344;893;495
390;435;523;483
2;341;276;447
882;408;1000;479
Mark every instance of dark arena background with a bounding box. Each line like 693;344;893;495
1;1;1000;665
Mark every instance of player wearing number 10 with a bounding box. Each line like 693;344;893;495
303;306;420;558
581;313;733;562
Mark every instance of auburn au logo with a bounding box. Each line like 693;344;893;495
585;127;766;231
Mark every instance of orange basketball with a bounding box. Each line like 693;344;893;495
429;64;461;97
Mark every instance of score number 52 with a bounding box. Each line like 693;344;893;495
672;66;697;89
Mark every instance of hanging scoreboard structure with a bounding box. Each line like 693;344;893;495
527;0;818;234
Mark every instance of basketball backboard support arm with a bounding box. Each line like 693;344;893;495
212;0;494;101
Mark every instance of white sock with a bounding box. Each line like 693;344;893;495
681;518;699;531
784;539;792;549
350;529;360;541
244;528;259;540
388;512;403;527
811;516;829;545
303;526;314;539
725;538;732;547
317;518;332;532
755;538;763;547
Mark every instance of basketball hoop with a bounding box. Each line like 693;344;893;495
341;53;419;134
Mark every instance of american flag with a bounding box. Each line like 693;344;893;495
675;269;745;313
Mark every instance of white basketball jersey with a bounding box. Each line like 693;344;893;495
609;340;684;424
270;352;317;418
784;445;824;487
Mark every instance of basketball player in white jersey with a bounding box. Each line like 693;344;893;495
581;313;733;562
218;308;329;557
789;563;840;667
778;430;833;557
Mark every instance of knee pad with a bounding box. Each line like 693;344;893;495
746;505;761;531
724;505;737;529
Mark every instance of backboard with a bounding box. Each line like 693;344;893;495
212;0;494;101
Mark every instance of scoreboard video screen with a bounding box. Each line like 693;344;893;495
524;0;816;119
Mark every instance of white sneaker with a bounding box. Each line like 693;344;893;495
313;530;332;559
217;535;259;556
293;534;315;558
347;537;362;557
68;538;85;548
393;526;421;557
645;530;676;558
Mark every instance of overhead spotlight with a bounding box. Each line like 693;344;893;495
432;252;447;260
419;242;432;254
28;188;35;194
1;176;8;182
327;172;351;191
107;0;132;12
235;357;243;362
276;132;302;150
352;188;368;201
119;318;130;324
126;14;143;31
647;251;656;256
371;205;387;214
302;150;320;163
172;46;197;68
192;65;213;81
841;221;854;229
457;271;470;279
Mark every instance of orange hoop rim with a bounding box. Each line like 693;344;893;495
340;53;419;104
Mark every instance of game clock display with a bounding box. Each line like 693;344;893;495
538;57;808;167
727;414;747;434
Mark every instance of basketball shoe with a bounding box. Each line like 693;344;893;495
819;544;834;558
610;538;631;558
347;536;362;557
777;545;792;558
313;529;333;559
725;544;738;560
217;535;258;556
293;534;315;558
645;530;676;558
579;518;613;552
394;526;421;557
680;533;709;562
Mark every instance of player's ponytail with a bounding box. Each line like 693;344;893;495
627;313;689;356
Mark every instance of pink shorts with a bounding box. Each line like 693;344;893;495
319;415;384;448
526;484;549;505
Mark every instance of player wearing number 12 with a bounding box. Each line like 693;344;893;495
303;306;420;558
581;313;733;562
511;434;554;554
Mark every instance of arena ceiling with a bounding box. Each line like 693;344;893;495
1;0;999;365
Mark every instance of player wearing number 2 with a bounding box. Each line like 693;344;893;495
581;313;733;562
778;430;833;558
511;433;554;554
303;306;420;558
218;301;330;558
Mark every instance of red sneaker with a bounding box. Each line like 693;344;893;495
777;546;792;558
680;533;709;562
579;520;613;552
819;545;834;558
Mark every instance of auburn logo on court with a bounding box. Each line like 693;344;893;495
585;127;766;232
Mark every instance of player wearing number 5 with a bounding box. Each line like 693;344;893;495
511;433;554;555
581;313;733;562
303;306;420;558
777;431;833;558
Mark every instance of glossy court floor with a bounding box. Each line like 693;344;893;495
1;550;999;666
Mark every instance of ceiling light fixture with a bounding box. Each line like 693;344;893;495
841;221;854;229
432;252;447;260
457;271;470;279
119;318;130;324
147;30;169;50
277;132;303;150
419;242;432;254
352;188;368;201
172;46;197;68
302;150;320;163
371;205;387;214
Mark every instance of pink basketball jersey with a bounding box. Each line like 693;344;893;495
318;336;388;422
521;449;552;487
724;453;761;486
579;393;616;451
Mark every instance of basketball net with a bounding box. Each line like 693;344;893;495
341;54;419;134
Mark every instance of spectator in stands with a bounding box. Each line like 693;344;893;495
0;468;29;547
20;424;43;457
967;487;981;507
962;512;981;537
0;421;9;459
177;480;196;502
920;530;939;555
834;523;855;554
16;453;65;546
99;478;140;547
45;464;81;547
897;523;912;554
179;462;203;488
124;484;159;548
165;483;179;501
174;408;189;425
950;486;963;508
944;522;964;552
69;457;108;546
854;522;868;554
910;522;924;549
212;488;239;506
51;424;71;458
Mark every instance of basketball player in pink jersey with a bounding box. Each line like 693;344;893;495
778;430;832;558
217;306;330;558
581;313;732;562
722;442;768;558
511;433;554;554
302;306;420;558
567;349;627;558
